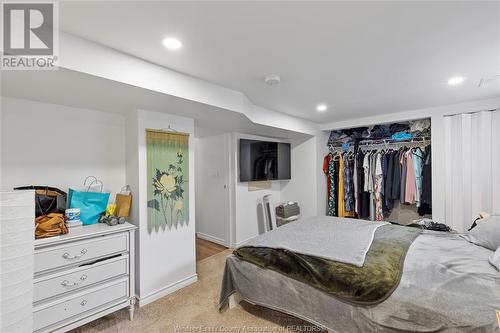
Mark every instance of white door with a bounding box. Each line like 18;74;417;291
195;133;230;246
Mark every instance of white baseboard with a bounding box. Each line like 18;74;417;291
232;235;257;248
137;274;198;307
196;232;227;247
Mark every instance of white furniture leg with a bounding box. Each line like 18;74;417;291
228;293;242;309
129;298;136;321
128;300;135;321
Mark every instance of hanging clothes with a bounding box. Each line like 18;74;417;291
418;146;432;216
412;148;425;207
326;125;431;223
405;150;417;204
369;151;377;221
338;156;346;217
400;151;407;204
363;152;370;192
333;157;340;216
390;150;401;200
343;154;355;212
353;153;359;215
384;151;395;209
327;156;337;216
381;151;391;212
323;154;332;214
355;151;365;216
374;152;384;221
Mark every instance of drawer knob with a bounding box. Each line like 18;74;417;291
62;248;88;260
61;274;88;287
80;300;87;306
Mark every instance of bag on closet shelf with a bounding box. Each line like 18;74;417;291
115;185;132;218
68;176;110;225
13;185;67;217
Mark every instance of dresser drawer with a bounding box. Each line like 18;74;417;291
34;256;128;303
35;233;128;274
33;278;128;332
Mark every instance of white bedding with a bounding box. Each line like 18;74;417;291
221;229;500;332
241;216;388;267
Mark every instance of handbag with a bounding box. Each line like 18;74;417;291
14;186;67;217
68;177;110;225
35;213;68;239
115;185;132;218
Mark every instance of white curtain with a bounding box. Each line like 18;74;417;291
444;109;500;232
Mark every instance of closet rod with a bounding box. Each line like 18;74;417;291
328;137;430;151
330;143;429;152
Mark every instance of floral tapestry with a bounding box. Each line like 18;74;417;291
146;130;189;233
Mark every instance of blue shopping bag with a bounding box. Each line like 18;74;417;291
68;188;110;225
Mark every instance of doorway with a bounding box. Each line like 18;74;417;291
195;133;231;260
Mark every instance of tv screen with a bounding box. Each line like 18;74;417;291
239;139;291;182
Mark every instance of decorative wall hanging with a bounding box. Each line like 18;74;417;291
146;129;189;233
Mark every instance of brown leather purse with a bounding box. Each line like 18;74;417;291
35;213;68;239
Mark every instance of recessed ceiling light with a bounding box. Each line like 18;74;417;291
316;104;328;112
448;76;465;86
264;74;281;85
162;37;182;50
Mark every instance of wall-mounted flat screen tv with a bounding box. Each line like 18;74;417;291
239;139;291;182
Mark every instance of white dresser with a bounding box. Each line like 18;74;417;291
0;191;35;333
33;222;136;333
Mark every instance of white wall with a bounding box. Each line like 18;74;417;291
0;97;126;196
1;98;198;307
126;109;196;306
230;133;285;246
315;131;330;216
196;131;320;248
195;134;230;246
281;136;319;219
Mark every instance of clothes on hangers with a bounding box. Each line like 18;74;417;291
400;151;407;204
328;156;337;216
338;156;346;217
418;146;432;216
412;148;425;207
390;150;401;200
354;151;365;216
343;154;355;212
404;150;417;204
374;152;384;221
323;143;432;221
323;154;338;216
323;154;332;213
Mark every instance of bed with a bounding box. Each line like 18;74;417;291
219;216;500;332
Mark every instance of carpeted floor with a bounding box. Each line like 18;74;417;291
71;249;323;333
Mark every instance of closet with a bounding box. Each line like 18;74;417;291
323;119;431;224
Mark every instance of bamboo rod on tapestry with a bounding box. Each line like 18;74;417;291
146;128;190;137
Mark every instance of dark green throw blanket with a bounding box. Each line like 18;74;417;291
233;224;421;305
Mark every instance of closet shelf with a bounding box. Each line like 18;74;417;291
328;136;430;151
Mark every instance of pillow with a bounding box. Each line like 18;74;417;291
468;212;490;231
490;247;500;271
460;215;500;251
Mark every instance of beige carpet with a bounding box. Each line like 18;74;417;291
71;249;324;333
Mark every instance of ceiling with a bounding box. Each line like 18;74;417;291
57;1;500;123
1;69;309;139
